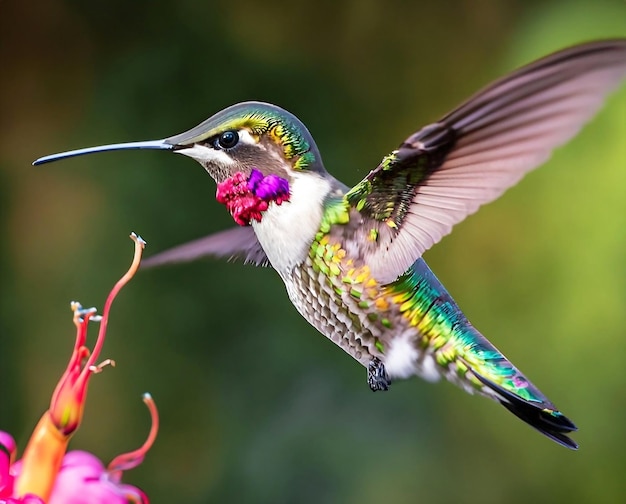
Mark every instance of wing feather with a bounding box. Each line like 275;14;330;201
346;39;626;283
142;226;269;268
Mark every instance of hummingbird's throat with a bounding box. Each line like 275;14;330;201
216;169;290;226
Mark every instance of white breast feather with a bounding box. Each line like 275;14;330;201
252;172;331;275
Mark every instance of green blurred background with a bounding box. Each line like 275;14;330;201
1;1;625;502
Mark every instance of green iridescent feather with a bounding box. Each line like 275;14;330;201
387;261;553;405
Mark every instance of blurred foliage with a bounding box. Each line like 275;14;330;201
1;0;625;503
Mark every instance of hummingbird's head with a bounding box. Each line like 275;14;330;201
164;102;327;225
34;102;328;227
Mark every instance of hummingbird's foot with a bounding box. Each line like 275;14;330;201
367;357;391;392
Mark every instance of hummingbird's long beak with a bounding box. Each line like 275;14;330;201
32;139;175;166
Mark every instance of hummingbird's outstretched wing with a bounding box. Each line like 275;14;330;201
142;226;269;268
346;39;626;284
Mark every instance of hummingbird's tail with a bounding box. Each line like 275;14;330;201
387;259;578;449
472;371;578;450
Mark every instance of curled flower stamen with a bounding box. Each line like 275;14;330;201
87;233;146;372
107;393;159;477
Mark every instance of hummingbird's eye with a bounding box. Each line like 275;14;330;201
216;130;239;149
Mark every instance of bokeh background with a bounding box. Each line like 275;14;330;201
2;0;626;502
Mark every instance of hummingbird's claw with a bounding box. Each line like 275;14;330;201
367;357;391;392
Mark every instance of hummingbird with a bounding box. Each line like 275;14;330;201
35;39;626;450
